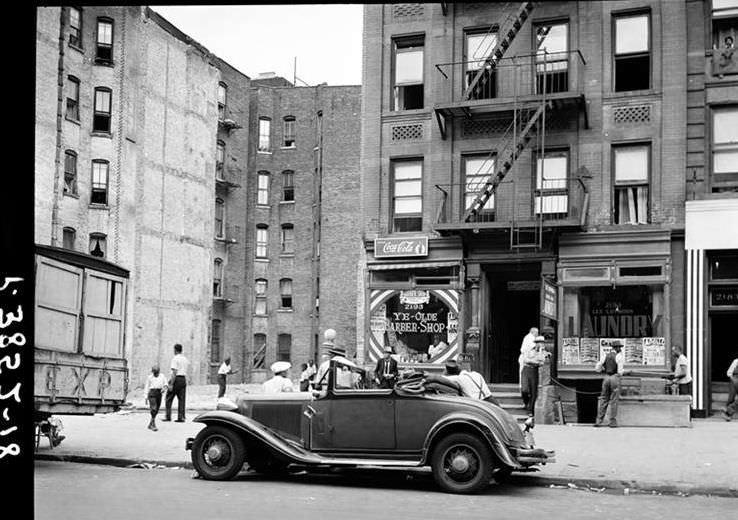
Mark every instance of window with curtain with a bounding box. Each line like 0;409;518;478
258;118;271;152
614;144;650;224
257;171;270;205
280;278;293;308
89;233;106;258
392;159;423;232
283;116;296;147
64;150;78;195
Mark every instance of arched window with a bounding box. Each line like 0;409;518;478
257;171;270;205
255;278;268;315
95;17;114;64
280;224;294;254
91;159;109;205
68;7;82;47
89;233;106;258
64;150;78;195
93;87;112;133
258;117;271;152
279;278;293;309
277;333;292;362
215;198;225;238
256;224;268;258
282;116;296;147
282;170;294;201
213;258;223;297
218;82;227;120
62;227;76;250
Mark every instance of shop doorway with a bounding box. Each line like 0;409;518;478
710;312;737;384
487;268;541;384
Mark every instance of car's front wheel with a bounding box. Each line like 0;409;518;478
431;432;493;494
191;425;246;480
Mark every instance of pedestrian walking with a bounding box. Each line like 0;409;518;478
520;335;547;417
263;361;295;393
375;346;399;389
669;346;692;396
216;357;239;398
143;365;168;431
594;340;624;427
722;356;738;421
163;343;189;422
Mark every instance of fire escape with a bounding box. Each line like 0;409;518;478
434;2;589;250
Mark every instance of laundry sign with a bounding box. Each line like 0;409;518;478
374;236;428;258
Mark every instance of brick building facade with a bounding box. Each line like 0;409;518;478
359;2;735;419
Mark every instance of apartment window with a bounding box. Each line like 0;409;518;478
283;116;296;147
614;13;650;92
393;36;424;111
282;170;294;201
215;198;225;238
392;159;423;232
257;171;270;205
712;105;738;191
93;87;112;133
210;319;221;364
66;76;80;121
256;224;268;258
64;150;78;195
68;7;82;47
62;227;76;250
279;279;293;309
258;117;271;152
91;160;109;205
277;334;291;362
535;150;569;215
535;21;569;94
253;334;266;369
89;233;106;258
613;144;650;224
464;154;496;215
217;82;227;120
281;224;294;254
465;28;497;99
255;278;267;315
213;258;223;297
216;140;225;179
95;18;113;64
712;0;738;49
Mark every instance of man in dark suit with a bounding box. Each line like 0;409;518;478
375;346;399;389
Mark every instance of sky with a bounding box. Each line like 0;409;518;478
152;4;364;86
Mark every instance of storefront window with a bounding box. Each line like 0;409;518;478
561;285;666;368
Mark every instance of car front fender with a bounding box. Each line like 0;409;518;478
421;412;520;469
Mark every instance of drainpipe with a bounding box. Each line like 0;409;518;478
50;7;67;246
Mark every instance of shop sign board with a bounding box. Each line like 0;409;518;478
374;236;428;258
400;290;430;306
540;279;557;320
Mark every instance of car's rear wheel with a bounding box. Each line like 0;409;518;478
431;432;493;494
191;425;246;480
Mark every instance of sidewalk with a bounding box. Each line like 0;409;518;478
35;385;738;497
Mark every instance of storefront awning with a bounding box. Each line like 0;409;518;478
367;260;462;270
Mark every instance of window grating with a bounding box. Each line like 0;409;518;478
391;123;423;141
613;104;651;125
392;3;424;18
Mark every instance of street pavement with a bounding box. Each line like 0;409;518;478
34;384;738;498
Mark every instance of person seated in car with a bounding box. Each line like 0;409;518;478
262;361;294;393
314;345;357;393
374;346;399;389
443;359;499;404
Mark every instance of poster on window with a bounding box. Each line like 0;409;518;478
624;337;644;365
599;338;624;361
561;337;580;365
579;338;600;364
642;337;666;366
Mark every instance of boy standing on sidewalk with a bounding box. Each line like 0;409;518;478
143;365;168;431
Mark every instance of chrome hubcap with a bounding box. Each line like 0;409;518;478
444;446;479;482
451;454;470;472
203;437;231;467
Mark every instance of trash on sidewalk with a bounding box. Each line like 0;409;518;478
127;462;170;470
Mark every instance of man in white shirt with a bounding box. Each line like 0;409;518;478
444;359;499;405
518;327;539;386
143;365;168;431
164;343;189;422
217;357;239;398
669;345;692;397
722;356;738;421
594;341;625;428
262;361;295;393
520;335;548;416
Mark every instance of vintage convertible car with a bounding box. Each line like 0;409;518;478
186;360;555;494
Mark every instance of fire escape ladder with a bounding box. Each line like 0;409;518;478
463;2;535;100
463;99;551;223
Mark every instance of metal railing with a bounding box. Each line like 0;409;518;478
435;175;588;227
435;50;586;102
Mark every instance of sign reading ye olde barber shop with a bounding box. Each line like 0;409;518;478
374;236;428;258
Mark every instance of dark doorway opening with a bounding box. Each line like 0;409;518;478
711;312;737;383
487;266;541;384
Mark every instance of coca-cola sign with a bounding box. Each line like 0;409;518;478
374;236;428;258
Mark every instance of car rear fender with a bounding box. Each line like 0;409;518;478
191;410;320;465
421;413;520;468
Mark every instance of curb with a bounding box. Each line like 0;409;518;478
35;453;737;498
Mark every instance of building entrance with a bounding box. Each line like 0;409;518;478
486;266;541;384
711;312;737;379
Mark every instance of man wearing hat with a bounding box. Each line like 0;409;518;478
594;340;625;427
262;361;295;393
375;346;399;389
520;335;548;417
